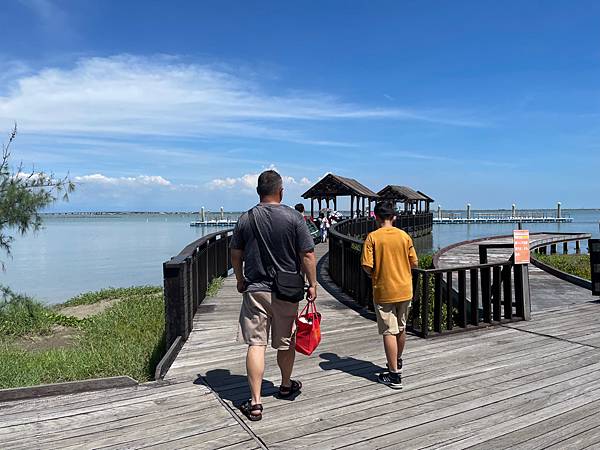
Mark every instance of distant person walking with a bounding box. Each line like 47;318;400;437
319;212;330;243
295;203;313;223
230;170;318;421
361;201;418;389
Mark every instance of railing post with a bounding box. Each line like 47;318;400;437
421;272;430;337
481;267;492;323
163;262;184;349
433;273;442;333
503;265;513;319
492;265;502;321
185;258;193;335
514;264;531;320
445;271;453;330
458;270;467;328
470;268;479;326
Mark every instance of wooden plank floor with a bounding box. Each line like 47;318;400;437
0;378;259;449
435;233;593;312
3;243;600;449
163;244;600;449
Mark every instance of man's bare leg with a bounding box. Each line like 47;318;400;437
383;334;398;372
247;345;266;409
277;347;295;387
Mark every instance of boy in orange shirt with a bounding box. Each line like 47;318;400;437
361;201;418;389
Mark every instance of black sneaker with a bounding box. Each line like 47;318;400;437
386;358;403;374
378;371;403;389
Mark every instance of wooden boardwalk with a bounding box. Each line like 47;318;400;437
3;243;600;448
435;233;592;312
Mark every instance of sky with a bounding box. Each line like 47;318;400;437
1;0;599;212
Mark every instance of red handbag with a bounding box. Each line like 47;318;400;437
295;300;321;356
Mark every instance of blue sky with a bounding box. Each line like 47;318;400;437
1;0;599;211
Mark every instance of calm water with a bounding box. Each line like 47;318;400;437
2;210;599;304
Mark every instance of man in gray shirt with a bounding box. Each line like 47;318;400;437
231;170;317;421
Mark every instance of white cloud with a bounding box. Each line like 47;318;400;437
0;55;483;145
208;166;313;191
74;173;172;187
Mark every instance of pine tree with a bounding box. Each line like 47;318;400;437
0;125;75;265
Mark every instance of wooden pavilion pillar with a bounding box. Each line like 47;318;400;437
362;197;366;217
326;197;331;209
333;197;337;211
318;197;323;212
350;195;354;218
310;198;315;218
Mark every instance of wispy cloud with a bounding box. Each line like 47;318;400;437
73;173;172;187
208;165;312;191
0;55;484;148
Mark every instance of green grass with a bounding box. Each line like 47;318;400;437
207;277;224;297
61;286;162;307
537;253;591;281
0;286;164;389
0;277;227;389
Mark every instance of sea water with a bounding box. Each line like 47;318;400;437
1;210;598;304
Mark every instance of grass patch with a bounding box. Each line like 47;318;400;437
0;286;165;389
0;287;86;337
537;254;591;281
61;286;162;307
207;277;224;297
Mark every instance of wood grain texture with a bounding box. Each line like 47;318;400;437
4;243;600;449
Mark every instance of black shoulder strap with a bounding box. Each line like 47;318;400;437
248;207;279;276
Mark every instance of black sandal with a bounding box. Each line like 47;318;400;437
239;399;263;421
278;379;302;398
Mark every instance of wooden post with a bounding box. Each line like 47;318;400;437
362;197;366;216
576;240;581;254
326;197;330;209
350;195;354;218
333;197;337;211
550;244;557;254
515;264;531;320
318;197;322;212
563;242;569;254
311;198;314;218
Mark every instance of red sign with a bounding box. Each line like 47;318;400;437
514;230;530;264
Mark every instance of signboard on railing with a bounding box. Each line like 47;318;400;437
514;230;530;264
590;239;600;296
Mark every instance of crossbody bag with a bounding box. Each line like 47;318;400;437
248;207;305;303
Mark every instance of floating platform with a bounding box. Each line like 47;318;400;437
434;216;573;224
190;220;237;227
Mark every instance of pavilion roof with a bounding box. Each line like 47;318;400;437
417;190;435;203
301;173;379;199
377;185;432;202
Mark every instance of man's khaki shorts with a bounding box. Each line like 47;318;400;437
238;291;299;350
374;300;411;335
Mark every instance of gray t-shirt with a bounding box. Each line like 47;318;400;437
230;203;315;292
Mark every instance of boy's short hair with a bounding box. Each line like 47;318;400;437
374;201;396;220
294;203;305;213
257;170;282;196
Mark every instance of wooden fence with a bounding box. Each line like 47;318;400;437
163;229;233;350
328;218;531;337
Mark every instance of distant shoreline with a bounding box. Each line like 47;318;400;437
41;208;600;216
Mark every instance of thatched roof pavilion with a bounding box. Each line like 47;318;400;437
301;173;379;218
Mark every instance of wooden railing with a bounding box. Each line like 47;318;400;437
530;233;593;290
328;218;530;337
163;229;233;349
409;262;529;337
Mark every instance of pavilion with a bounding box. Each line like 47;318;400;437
377;185;435;214
301;173;379;218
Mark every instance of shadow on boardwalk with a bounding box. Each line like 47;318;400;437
319;352;385;383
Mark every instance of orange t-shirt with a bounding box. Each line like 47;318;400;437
361;227;418;304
